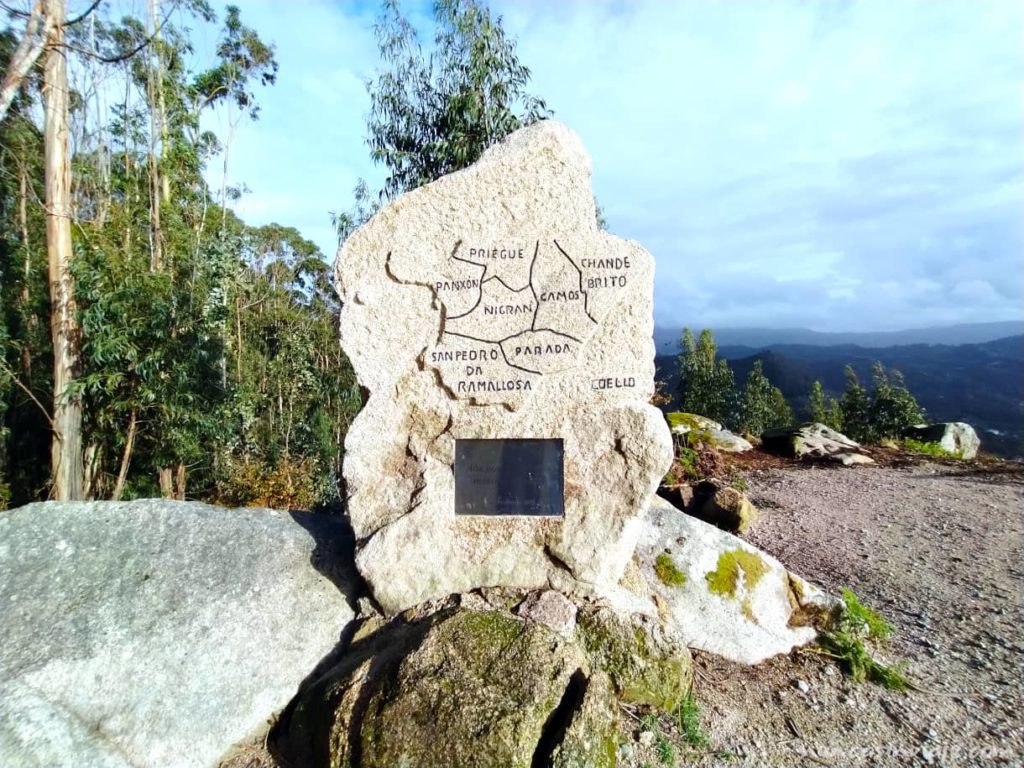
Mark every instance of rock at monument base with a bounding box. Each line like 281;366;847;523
0;500;357;768
668;412;753;453
516;588;579;637
274;607;620;768
761;422;863;460
691;479;760;533
338;120;672;615
904;422;980;460
575;603;692;711
634;496;839;664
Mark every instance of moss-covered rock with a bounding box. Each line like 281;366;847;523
274;608;618;768
575;603;692;712
691;480;759;533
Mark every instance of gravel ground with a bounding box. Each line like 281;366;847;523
676;460;1024;768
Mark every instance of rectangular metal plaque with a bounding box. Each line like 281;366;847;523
454;439;564;517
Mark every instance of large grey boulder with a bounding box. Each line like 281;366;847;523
337;120;671;614
905;422;980;459
0;500;357;768
761;422;862;460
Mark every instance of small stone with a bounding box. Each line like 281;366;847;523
639;730;656;747
356;596;381;619
515;589;578;636
920;746;935;764
793;678;810;694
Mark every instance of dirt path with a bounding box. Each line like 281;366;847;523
684;461;1024;768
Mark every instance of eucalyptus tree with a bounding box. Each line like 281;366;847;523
330;0;550;241
738;360;793;436
677;328;737;427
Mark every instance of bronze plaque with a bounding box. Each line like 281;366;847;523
454;439;564;517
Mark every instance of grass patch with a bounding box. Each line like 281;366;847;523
655;734;675;764
655;553;687;587
817;588;910;690
901;438;960;459
675;691;709;749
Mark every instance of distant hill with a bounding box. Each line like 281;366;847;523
654;321;1024;355
655;335;1024;458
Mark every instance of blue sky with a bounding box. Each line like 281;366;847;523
198;0;1024;332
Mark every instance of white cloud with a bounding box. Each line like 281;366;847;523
206;0;1022;330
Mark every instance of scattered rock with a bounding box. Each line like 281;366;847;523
692;479;760;533
0;500;357;768
832;451;876;466
793;678;810;694
905;422;980;459
668;413;753;453
516;589;578;637
761;422;863;460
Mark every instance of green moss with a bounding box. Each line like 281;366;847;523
654;553;687;587
666;412;702;430
576;607;691;712
705;549;770;599
901;438;960;459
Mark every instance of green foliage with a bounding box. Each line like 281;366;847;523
0;4;359;506
808;379;843;431
839;365;872;441
365;0;549;201
868;362;923;440
839;587;893;640
655;733;675;765
738;360;793;435
675;692;709;749
839;363;924;443
817;588;909;690
677;329;737;426
654;553;686;587
901;438;959;458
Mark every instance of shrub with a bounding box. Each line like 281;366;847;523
901;438;959;459
217;456;322;510
817;588;909;690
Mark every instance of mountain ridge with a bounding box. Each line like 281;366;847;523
655;334;1024;458
654;320;1024;353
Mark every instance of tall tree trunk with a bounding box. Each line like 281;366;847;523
158;466;173;498
44;0;84;501
82;442;100;498
0;0;51;124
18;165;33;379
145;0;163;272
111;409;137;501
174;461;185;500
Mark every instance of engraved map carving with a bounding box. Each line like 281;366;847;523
423;239;635;404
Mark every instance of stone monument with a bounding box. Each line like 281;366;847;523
337;121;673;614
